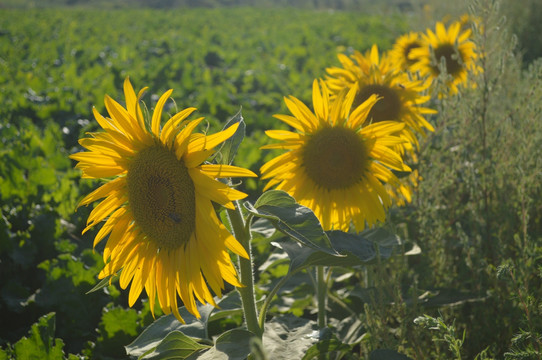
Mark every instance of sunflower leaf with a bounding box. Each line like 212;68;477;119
188;329;255;360
261;314;321;360
217;108;245;165
207;290;243;322
246;190;337;255
140;331;210;360
272;229;402;273
126;292;241;358
85;269;121;294
125;305;213;358
360;227;402;248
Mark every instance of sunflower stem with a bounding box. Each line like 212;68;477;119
258;268;300;330
316;265;327;328
227;202;263;338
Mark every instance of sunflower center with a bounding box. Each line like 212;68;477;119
303;126;368;190
355;84;402;123
432;43;463;76
404;42;421;65
127;145;195;251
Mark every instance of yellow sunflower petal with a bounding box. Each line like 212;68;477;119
161;107;197;145
151;89;174;137
199;164;257;178
77;177;125;208
187;122;240;153
190;168;248;209
92;207;127;247
312;79;329;121
284;96;318;131
174;117;205;159
264;129;304;141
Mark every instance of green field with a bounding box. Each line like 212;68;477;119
1;2;542;359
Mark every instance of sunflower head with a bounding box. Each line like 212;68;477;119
260;79;411;232
390;32;424;71
71;78;256;322
410;21;480;95
326;44;436;150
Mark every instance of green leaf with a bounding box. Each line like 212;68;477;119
13;312;66;360
217;108;245;165
274;229;400;273
86;269;121;294
207;291;243;322
360;227;401;247
247;190;337;255
190;329;255;360
302;339;354;360
96;305;141;358
126;292;242;358
250;217;276;238
0;349;8;360
99;305;139;338
329;229;400;260
142;331;210;360
369;349;413;360
262;314;320;360
126;305;214;358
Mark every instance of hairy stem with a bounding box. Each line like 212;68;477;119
317;266;327;328
258;271;296;329
227;202;263;338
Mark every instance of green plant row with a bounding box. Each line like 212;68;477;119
0;7;406;359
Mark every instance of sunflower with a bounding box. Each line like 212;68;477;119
260;80;410;232
410;21;479;95
70;78;257;322
326;45;437;206
326;44;435;149
389;32;424;72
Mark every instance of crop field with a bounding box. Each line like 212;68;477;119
1;1;542;359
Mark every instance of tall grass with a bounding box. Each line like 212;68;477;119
360;0;542;357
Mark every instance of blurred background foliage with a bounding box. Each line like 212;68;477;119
1;0;542;358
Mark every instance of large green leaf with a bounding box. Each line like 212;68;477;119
207;291;243;322
142;331;210;360
246;190;337;255
250;217;277;238
126;291;243;358
188;329;255;360
261;314;320;360
359;227;401;248
273;229;401;273
13;312;66;360
126;305;214;358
